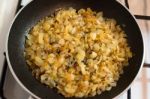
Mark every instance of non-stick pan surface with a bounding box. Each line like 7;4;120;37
6;0;144;99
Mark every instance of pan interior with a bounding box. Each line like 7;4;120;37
7;0;144;99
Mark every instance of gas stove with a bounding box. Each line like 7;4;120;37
0;0;150;99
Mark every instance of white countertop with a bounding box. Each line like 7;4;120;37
0;0;18;78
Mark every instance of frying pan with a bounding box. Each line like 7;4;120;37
6;0;145;99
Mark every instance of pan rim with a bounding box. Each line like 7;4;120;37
5;0;40;99
110;1;145;99
5;0;145;99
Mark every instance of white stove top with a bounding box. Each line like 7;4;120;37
0;0;150;99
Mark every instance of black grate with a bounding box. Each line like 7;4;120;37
0;0;150;99
125;0;150;20
0;55;7;99
127;88;131;99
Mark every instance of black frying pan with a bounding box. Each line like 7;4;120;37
6;0;144;99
